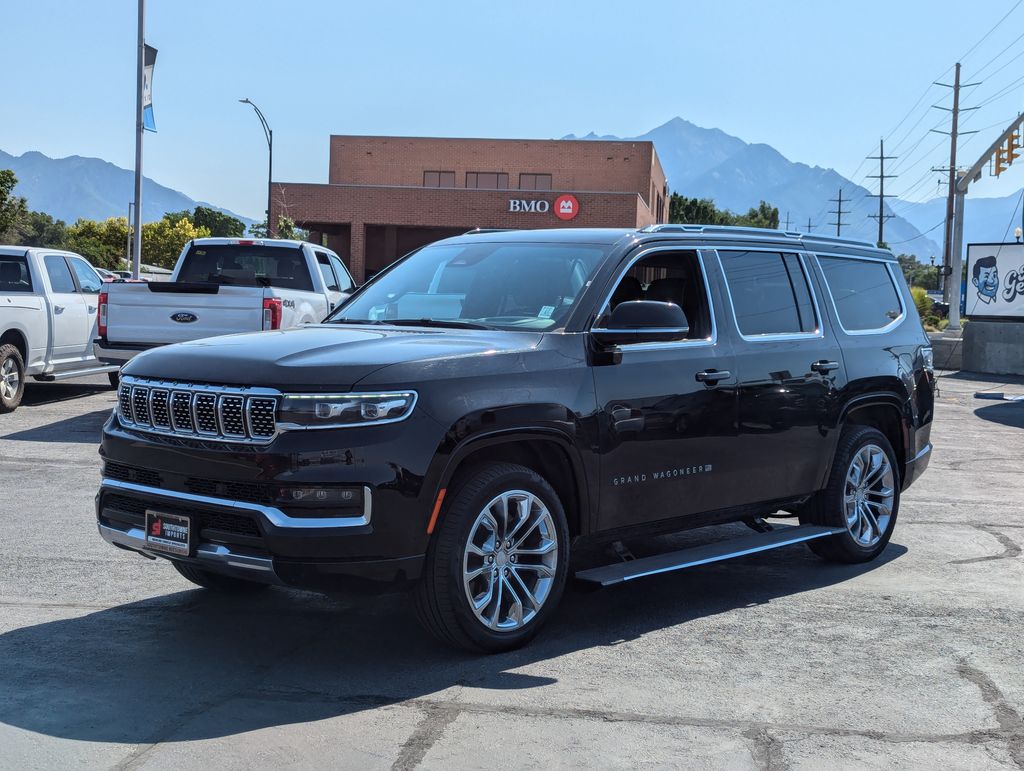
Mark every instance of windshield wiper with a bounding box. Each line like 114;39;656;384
383;318;493;330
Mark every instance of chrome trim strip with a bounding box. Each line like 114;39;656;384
589;245;718;351
97;522;278;575
909;443;933;464
99;478;373;529
712;248;825;342
812;252;908;336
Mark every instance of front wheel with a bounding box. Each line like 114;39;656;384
801;426;900;563
414;462;570;653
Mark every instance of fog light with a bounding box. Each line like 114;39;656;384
277;485;364;511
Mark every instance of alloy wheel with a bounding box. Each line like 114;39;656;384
462;489;558;631
843;443;895;547
0;357;19;401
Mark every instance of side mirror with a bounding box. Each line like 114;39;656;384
591;301;690;347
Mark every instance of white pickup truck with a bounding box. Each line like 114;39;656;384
94;238;355;366
1;246;120;412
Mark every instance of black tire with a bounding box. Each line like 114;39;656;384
414;462;570;653
0;344;26;414
172;561;271;593
107;370;120;389
801;426;901;563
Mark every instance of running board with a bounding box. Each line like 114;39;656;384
574;524;845;587
34;365;119;382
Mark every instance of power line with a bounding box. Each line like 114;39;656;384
866;139;898;246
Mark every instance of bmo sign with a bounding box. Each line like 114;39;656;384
508;194;580;221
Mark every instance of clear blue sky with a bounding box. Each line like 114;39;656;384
4;0;1024;219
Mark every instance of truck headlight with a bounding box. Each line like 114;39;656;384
278;391;417;429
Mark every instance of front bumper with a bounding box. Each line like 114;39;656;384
93;339;160;365
96;479;426;593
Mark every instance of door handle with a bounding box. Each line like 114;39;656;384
695;369;731;384
87;306;97;313
53;305;65;313
811;360;840;373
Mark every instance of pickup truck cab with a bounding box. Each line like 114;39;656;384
94;238;355;365
96;226;935;652
1;246;119;412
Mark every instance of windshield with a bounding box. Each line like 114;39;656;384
177;244;314;291
327;241;608;330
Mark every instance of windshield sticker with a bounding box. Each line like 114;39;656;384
539;305;555;319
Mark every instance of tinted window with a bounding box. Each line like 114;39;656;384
0;256;32;292
316;252;339;291
466;172;509;190
44;255;77;293
329;242;608;331
177;245;314;291
603;251;712;339
328;254;354;291
69;257;103;294
718;251;817;336
519;173;552;191
423;171;455;188
818;256;903;331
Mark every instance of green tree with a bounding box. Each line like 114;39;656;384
11;210;67;248
668;194;779;230
141;217;211;269
897;253;939;290
192;206;245;237
0;169;29;239
65;217;130;269
249;215;308;241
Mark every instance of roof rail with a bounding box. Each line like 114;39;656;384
638;223;877;249
463;227;515;235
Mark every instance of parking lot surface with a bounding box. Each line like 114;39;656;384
1;372;1022;769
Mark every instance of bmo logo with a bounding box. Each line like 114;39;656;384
554;194;579;221
507;194;581;220
508;199;550;214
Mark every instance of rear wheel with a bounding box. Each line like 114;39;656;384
414;462;570;653
172;561;271;593
801;426;900;563
0;344;25;413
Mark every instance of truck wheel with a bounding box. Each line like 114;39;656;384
0;344;25;414
414;462;570;653
172;561;270;593
107;371;120;389
801;426;900;563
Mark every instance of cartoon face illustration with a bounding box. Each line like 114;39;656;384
972;256;999;303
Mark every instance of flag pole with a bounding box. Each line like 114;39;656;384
131;0;145;279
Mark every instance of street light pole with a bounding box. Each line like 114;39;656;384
239;98;273;237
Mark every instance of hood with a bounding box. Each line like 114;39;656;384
123;324;544;390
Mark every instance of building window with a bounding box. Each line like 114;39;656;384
519;173;552;191
466;172;509;190
423;171;455;188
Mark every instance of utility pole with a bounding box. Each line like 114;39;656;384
867;138;897;247
933;63;980;300
828;189;849;237
782;211;792;230
131;0;145;279
805;217;814;234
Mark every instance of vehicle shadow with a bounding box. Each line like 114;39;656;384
21;381;114;407
2;409;111;443
0;537;906;745
973;402;1024;429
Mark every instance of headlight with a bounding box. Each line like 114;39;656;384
278;391;417;429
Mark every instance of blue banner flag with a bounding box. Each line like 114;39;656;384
143;45;157;132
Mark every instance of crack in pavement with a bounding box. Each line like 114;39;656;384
950;526;1022;565
391;702;463;771
956;660;1024;769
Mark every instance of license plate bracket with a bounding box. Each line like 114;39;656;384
144;510;193;556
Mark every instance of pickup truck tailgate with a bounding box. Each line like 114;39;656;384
105;283;266;345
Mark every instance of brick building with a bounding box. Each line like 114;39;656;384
271;135;668;282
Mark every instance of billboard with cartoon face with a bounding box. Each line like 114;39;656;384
965;243;1024;320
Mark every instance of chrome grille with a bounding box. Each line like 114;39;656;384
117;377;279;444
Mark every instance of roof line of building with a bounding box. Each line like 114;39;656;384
326;133;655;148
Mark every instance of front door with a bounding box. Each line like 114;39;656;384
713;248;848;503
67;255;104;359
592;247;741;532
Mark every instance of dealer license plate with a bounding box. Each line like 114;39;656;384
144;510;193;556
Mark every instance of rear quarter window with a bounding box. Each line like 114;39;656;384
0;256;32;292
817;256;904;332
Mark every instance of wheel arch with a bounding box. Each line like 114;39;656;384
430;429;591;541
838;393;909;479
0;327;29;363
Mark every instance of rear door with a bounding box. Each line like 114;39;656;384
592;246;741;531
713;248;848;503
314;250;346;311
42;254;88;360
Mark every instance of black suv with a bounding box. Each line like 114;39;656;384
97;226;934;652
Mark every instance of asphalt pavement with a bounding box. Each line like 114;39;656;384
1;371;1022;769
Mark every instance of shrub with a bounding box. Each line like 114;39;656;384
922;314;941;330
910;286;932;319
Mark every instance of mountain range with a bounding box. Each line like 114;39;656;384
5;118;1023;257
0;149;253;227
